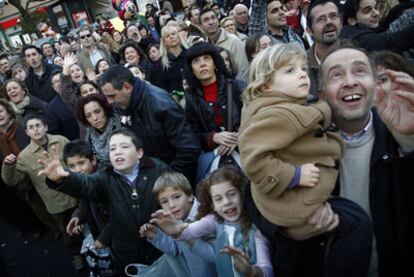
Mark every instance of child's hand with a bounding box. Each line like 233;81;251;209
149;209;188;238
93;240;106;249
66;217;81;236
3;154;17;166
139;223;157;239
220;245;260;276
299;163;319;187
37;145;69;181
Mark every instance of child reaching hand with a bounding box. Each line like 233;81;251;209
238;43;372;275
139;171;217;277
150;166;273;277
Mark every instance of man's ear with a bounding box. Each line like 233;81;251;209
137;148;144;159
123;81;134;93
91;155;97;167
318;89;325;100
44;124;48;133
306;26;313;37
348;17;357;26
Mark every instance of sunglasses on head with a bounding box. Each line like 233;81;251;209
80;34;92;39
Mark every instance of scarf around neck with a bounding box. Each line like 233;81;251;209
12;95;31;116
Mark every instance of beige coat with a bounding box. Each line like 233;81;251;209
209;28;249;75
239;94;345;227
2;134;78;214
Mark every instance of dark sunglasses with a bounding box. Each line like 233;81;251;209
80;34;92;39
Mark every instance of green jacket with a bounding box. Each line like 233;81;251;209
2;134;78;214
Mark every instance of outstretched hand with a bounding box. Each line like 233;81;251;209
139;223;157;239
37;145;69;181
220;245;259;276
149;209;188;238
63;53;78;75
376;70;414;135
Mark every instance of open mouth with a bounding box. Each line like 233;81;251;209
342;94;362;102
224;208;237;217
115;158;125;163
324;28;336;36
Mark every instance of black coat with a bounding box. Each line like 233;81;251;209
185;75;245;151
126;79;201;181
26;63;61;103
46;95;80;140
159;50;186;94
340;24;414;52
48;156;167;272
331;111;414;276
360;111;413;277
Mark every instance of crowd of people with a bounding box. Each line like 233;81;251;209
0;0;413;276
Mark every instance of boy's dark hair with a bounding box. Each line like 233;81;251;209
23;112;47;129
63;140;94;163
21;45;42;58
307;0;342;28
109;128;143;150
343;0;360;25
100;64;135;90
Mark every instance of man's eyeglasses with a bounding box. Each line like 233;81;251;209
315;12;340;25
80;34;92;39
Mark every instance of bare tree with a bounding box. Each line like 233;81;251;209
7;0;38;34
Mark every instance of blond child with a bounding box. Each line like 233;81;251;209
139;171;217;277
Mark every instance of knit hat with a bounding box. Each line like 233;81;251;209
185;41;220;65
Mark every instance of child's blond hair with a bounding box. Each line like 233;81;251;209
153;171;193;199
242;43;307;103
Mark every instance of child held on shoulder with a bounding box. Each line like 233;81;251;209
238;43;345;236
237;44;373;276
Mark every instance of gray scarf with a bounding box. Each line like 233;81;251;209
87;115;122;166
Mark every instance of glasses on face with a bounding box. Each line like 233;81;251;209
27;123;44;130
80;34;92;39
315;12;340;25
223;23;235;28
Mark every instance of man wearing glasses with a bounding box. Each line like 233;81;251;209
77;25;114;72
305;0;342;96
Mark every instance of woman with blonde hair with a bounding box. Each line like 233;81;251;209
159;25;188;93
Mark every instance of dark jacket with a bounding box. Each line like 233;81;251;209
340;23;414;52
71;199;111;246
339;111;413;277
26;63;61;103
185;75;245;151
159;50;186;94
16;96;48;123
125;79;201;181
48;156;167;271
46;95;80;140
330;111;413;276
